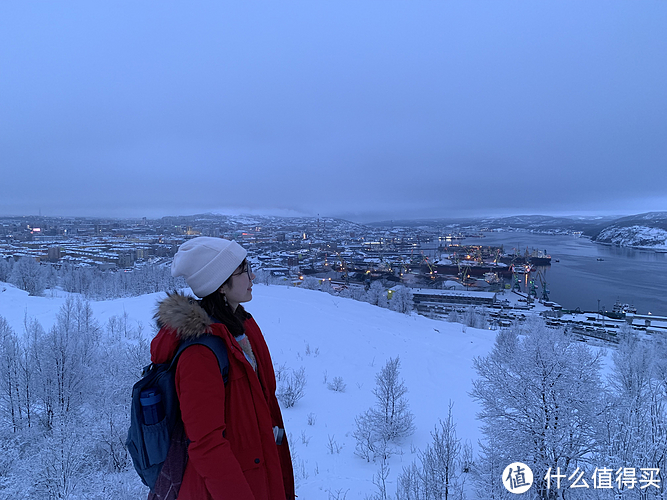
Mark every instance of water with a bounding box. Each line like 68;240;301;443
432;233;667;315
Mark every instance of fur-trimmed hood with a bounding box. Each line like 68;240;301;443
154;291;213;340
151;291;214;365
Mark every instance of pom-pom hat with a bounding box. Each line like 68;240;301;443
171;237;248;298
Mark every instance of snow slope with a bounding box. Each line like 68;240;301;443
0;282;497;498
593;212;667;250
595;225;667;250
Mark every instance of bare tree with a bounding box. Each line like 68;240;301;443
395;402;467;500
277;366;307;408
0;316;21;432
355;356;415;462
373;356;415;442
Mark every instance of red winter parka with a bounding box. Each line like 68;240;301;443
151;292;295;500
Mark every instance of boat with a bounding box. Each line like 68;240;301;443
529;249;552;266
612;300;636;315
597;257;604;261
501;248;552;266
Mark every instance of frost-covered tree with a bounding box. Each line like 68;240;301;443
0;314;42;433
9;257;45;296
365;280;388;308
19;315;44;430
57;263;185;299
388;286;414;314
354;356;415;461
91;324;141;474
0;304;150;498
337;285;362;301
461;306;488;329
471;322;606;499
597;331;667;499
396;402;467;500
32;298;101;428
320;279;334;294
0;258;11;283
372;356;415;442
31;421;92;500
0;316;21;432
446;308;460;324
471;435;514;500
301;276;320;290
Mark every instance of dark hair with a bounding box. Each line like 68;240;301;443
198;260;251;337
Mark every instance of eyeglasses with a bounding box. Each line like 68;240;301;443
231;260;252;280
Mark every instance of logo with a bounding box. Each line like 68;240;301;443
503;462;534;494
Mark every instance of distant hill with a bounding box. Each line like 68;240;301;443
368;215;619;235
479;215;619;234
592;212;667;250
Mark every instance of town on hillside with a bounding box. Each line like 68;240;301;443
2;214;664;344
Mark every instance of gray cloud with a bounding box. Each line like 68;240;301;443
1;1;666;222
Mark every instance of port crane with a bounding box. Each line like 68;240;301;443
534;269;550;302
422;255;437;281
527;277;538;300
331;250;350;284
510;254;522;291
493;248;502;265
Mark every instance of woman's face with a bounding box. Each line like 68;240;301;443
221;260;255;310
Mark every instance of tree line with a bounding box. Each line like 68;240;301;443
1;257;185;299
0;299;150;499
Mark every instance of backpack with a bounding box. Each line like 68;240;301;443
126;334;229;500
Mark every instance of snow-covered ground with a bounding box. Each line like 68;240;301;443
0;281;498;498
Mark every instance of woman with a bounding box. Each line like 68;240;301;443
150;237;295;500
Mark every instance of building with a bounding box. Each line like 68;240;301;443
412;288;497;317
413;289;497;306
118;252;134;269
47;246;61;262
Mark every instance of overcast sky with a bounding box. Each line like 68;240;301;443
1;2;666;222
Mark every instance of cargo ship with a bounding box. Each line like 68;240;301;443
500;249;552;266
424;262;513;278
529;249;552;266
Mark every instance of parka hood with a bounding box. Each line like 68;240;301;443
151;291;213;364
154;291;212;340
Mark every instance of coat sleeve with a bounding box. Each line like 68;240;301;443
176;345;256;500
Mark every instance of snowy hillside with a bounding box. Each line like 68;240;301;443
594;225;667;250
591;212;667;250
0;282;496;498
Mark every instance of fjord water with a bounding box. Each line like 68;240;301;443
458;233;667;316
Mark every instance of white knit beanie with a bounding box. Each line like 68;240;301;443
171;237;248;298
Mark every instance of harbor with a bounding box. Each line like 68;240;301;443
321;232;667;345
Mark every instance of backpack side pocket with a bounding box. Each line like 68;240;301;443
142;418;170;466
